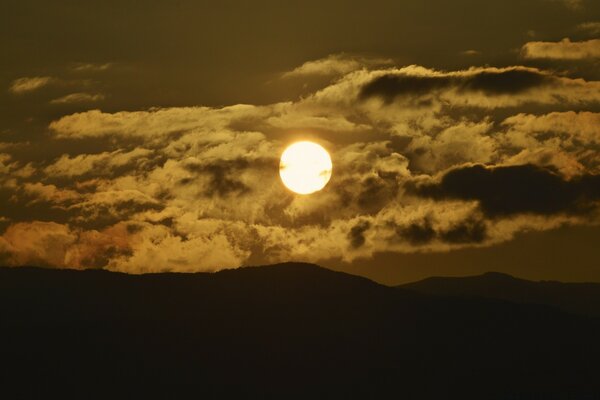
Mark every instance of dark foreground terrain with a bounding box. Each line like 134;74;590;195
1;263;600;399
402;271;600;318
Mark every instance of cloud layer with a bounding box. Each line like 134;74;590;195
1;55;600;273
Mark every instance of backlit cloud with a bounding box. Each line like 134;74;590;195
70;62;113;72
412;164;600;217
8;76;54;94
50;92;105;105
577;22;600;36
521;38;600;60
1;57;599;273
282;53;393;78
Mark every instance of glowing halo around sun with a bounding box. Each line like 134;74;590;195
279;141;333;195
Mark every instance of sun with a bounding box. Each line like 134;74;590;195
279;141;333;195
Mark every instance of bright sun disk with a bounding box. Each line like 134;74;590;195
279;141;332;195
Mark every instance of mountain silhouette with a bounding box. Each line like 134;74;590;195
401;271;600;318
1;263;599;399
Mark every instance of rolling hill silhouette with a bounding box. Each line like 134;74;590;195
1;263;599;399
401;271;600;318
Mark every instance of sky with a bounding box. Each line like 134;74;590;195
1;0;599;284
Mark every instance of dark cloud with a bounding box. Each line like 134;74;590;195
458;70;548;95
360;75;453;103
0;183;75;229
395;219;436;245
393;217;486;245
126;223;144;234
413;164;600;217
359;68;551;103
348;220;371;249
356;172;399;214
80;245;133;269
439;218;487;244
183;159;253;197
204;164;251;197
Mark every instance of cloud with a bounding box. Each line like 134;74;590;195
0;221;130;270
439;218;487;244
389;211;492;247
0;222;77;267
352;65;600;109
545;0;584;10
183;159;252;197
461;50;481;56
8;76;54;94
502;111;600;148
502;111;600;146
47;66;600;148
3;60;600;271
348;220;371;249
406;120;496;174
413;164;600;217
499;111;600;176
282;53;393;79
577;22;600;36
0;218;248;273
0;153;11;174
66;189;163;229
521;38;600;60
361;67;551;100
21;182;81;205
49;105;264;140
70;62;113;72
107;222;249;273
50;92;105;105
564;0;584;9
395;218;437;245
44;148;154;178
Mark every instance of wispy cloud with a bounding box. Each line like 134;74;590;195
546;0;584;10
282;54;393;79
8;76;54;94
521;38;600;60
50;92;105;105
577;21;600;35
70;62;113;72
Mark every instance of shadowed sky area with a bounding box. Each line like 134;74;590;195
1;0;599;282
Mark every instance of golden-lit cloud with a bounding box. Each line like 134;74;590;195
49;105;265;140
577;22;600;36
50;92;105;105
1;58;600;273
8;76;54;94
21;182;81;205
0;221;77;267
521;38;600;60
70;62;113;72
500;111;600;175
44;148;153;177
282;53;393;78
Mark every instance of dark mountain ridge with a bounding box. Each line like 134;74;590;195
401;271;600;317
1;263;599;399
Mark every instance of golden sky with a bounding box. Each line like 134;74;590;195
1;0;599;283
